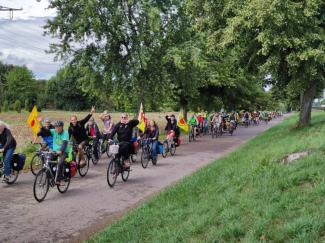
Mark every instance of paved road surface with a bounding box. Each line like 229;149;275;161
0;116;288;242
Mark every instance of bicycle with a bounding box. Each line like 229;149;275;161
226;120;235;136
73;142;91;177
0;151;25;184
33;151;71;202
88;136;102;165
106;142;131;188
140;138;158;168
188;125;196;142
100;135;113;158
211;122;218;139
30;143;49;176
162;136;176;158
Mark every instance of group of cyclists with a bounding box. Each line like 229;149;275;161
0;107;282;186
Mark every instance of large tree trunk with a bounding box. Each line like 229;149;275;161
299;83;317;126
182;103;188;121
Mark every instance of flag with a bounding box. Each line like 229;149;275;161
177;112;189;133
26;106;39;138
137;103;145;132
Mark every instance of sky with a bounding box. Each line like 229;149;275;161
0;0;61;79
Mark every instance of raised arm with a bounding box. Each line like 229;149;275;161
128;119;139;128
80;106;96;126
80;114;92;126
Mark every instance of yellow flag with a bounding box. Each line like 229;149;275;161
137;103;145;132
177;112;189;133
26;106;39;138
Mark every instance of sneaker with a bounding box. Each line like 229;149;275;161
123;160;131;168
2;175;9;183
79;160;86;168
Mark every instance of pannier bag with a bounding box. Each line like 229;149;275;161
70;161;77;177
11;153;26;171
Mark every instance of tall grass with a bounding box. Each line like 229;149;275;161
89;112;325;242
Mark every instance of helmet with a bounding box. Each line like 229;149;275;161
54;120;64;127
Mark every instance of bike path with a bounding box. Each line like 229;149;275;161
0;116;288;243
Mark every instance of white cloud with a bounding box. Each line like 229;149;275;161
0;8;62;79
0;1;61;79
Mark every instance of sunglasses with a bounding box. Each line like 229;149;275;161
121;116;128;119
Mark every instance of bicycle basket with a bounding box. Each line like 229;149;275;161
109;144;119;155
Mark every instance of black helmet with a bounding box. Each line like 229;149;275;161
54;120;64;127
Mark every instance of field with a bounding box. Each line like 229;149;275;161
89;112;325;242
0;110;176;165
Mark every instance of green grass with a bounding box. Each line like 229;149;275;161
88;112;325;243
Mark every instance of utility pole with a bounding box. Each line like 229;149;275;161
0;5;23;20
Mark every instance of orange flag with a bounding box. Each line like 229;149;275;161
26;106;39;138
177;112;189;133
137;103;145;132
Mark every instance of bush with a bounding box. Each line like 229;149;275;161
24;99;29;111
14;100;21;113
2;100;9;112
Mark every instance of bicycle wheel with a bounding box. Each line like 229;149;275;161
121;167;130;182
97;141;103;160
130;152;138;163
141;147;150;168
7;169;19;184
170;142;176;156
57;177;70;193
106;143;112;158
78;157;90;177
91;146;100;165
86;148;93;166
30;154;43;176
162;141;168;158
33;169;49;202
107;159;118;187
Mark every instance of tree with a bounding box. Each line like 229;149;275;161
47;66;100;111
44;0;179;112
4;66;37;107
13;100;21;113
188;0;325;126
0;61;14;106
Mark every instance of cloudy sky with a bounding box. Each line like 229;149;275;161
0;0;62;79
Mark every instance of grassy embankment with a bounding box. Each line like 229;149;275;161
89;112;325;242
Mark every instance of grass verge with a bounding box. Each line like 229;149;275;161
88;112;325;242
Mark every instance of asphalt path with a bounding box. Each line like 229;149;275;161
0;116;288;243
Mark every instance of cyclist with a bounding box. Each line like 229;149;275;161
244;111;250;125
50;121;70;185
165;114;180;145
144;120;159;164
235;111;240;128
187;114;199;137
109;113;139;169
229;112;236;130
33;118;54;149
99;111;114;142
86;117;101;163
202;112;209;134
197;113;204;134
68;106;95;167
0;121;17;183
